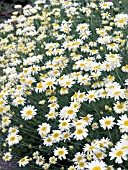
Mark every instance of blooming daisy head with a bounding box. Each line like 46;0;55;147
86;160;107;170
18;156;29;167
20;105;37;120
99;116;115;130
3;152;12;161
54;147;68;160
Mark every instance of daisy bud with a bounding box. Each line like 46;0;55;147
100;111;104;114
39;100;45;104
43;163;50;170
25;91;31;95
108;107;112;112
100;47;104;50
69;145;74;150
108;142;113;147
20;125;23;128
39;145;42;149
9;148;12;152
28;144;32;148
3;143;6;147
2;128;7;133
29;158;32;161
105;105;109;110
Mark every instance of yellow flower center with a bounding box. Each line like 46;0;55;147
121;146;128;150
46;81;53;86
96;152;102;158
118;19;125;23
58;150;64;155
12;129;16;133
116;150;123;157
117;104;124;109
83;116;89;121
67;110;74;115
104;120;111;126
77;156;83;161
109;43;115;47
0;101;4;105
92;166;101;170
65;81;71;85
79;162;85;167
109;54;116;58
124;120;128;126
88;94;95;99
2;118;8;123
80;63;85;67
27;80;33;85
103;3;108;6
76;129;83;135
80;26;87;30
114;91;120;95
102;91;107;95
41;127;47;131
5;155;9;160
37;82;43;89
20;158;26;163
17;99;23;103
10;136;16;142
63;134;69;138
53;133;59;138
79;94;85;98
61;122;67;126
89;146;95;150
124;65;128;69
26;110;32;116
47;138;52;142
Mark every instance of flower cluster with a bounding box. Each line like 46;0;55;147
0;0;128;169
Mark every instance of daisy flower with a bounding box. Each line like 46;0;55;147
58;119;71;131
59;106;77;120
107;43;119;51
6;134;20;146
73;127;88;140
84;143;98;155
109;145;127;164
113;101;127;114
117;114;128;132
122;65;128;72
73;152;86;163
45;77;57;89
99;2;113;9
51;130;62;143
76;23;89;32
54;147;68;160
8;126;19;134
13;96;26;106
86;160;107;170
36;156;45;166
49;156;57;164
37;123;51;136
18;156;29;167
68;165;76;170
33;151;40;159
2;116;11;127
81;114;93;125
99;116;115;130
114;14;128;28
3;152;12;161
86;90;99;103
20;105;37;120
35;81;46;93
43;136;53;146
76;160;87;170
